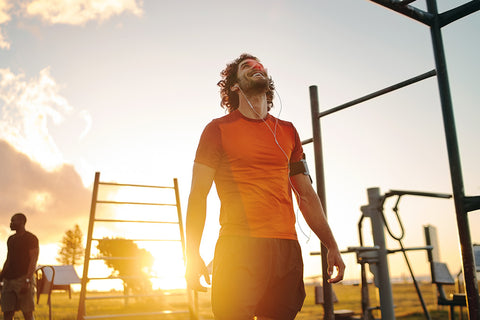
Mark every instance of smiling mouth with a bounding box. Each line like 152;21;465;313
251;72;265;78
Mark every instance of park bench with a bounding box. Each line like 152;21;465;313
35;265;81;320
424;225;480;320
36;265;81;301
314;284;355;319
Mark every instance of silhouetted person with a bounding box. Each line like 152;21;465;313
185;53;345;320
0;213;39;320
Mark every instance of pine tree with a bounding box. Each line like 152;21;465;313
57;224;85;266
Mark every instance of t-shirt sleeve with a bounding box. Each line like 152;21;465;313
194;121;223;169
290;125;304;164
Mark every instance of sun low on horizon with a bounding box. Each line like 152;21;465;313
79;178;189;291
1;0;479;295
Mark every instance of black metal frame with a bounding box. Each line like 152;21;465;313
305;1;480;318
369;1;480;319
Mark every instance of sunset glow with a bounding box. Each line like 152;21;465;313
0;0;479;288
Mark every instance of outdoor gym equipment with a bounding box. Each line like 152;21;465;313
304;2;480;318
347;187;451;320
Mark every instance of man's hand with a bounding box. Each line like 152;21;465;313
326;248;345;283
185;255;210;292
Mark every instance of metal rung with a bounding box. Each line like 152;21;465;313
96;200;176;206
78;173;194;320
89;257;138;260
92;238;181;242
87;275;161;280
85;292;183;300
98;181;174;189
86;291;186;300
94;219;179;224
83;310;189;319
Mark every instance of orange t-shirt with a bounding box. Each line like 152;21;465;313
194;110;304;240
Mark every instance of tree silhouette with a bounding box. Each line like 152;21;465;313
96;238;154;294
57;224;85;266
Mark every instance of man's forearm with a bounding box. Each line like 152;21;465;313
27;248;39;278
185;197;207;258
299;191;338;251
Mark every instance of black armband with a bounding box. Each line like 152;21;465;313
289;156;313;183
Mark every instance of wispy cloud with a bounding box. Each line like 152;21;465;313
25;0;143;25
0;66;96;248
0;140;90;243
0;67;90;170
0;0;143;50
0;0;12;49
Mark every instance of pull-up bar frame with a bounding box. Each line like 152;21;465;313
306;1;480;319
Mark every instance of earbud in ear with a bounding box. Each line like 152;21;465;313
232;85;240;91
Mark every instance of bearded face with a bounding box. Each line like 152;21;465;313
236;59;269;95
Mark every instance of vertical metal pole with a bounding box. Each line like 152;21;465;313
365;188;396;319
77;172;100;320
174;178;198;320
174;178;186;261
309;85;334;320
426;1;479;319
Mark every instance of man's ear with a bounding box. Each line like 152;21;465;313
231;84;239;92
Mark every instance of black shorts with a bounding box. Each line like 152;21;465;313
212;236;306;320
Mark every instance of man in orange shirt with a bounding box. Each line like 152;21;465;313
186;53;345;320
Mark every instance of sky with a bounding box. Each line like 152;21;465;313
0;0;479;289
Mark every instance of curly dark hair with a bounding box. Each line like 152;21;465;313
217;53;275;113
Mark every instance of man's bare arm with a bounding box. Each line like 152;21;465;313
185;162;216;291
290;174;345;283
27;247;39;279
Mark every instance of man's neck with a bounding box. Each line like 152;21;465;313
15;228;26;236
237;93;268;120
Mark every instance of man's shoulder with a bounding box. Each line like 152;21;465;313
278;118;295;128
25;231;39;243
269;114;296;130
203;111;240;131
210;110;239;124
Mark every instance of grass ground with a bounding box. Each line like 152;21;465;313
27;282;466;319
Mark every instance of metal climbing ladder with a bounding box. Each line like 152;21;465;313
77;172;197;320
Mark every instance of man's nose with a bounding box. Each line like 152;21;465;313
252;63;263;70
248;60;264;71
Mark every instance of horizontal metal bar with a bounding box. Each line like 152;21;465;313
85;292;186;300
99;181;174;189
399;0;417;5
94;219;179;224
302;138;313;145
92;238;181;242
318;69;437;118
368;0;433;25
465;196;480;212
439;0;480;27
89;257;139;261
85;292;184;300
385;189;452;199
86;294;164;300
86;275;163;280
83;310;189;319
388;245;433;254
301;70;438;146
96;200;176;206
342;246;381;254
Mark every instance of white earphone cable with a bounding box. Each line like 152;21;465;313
239;87;311;241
